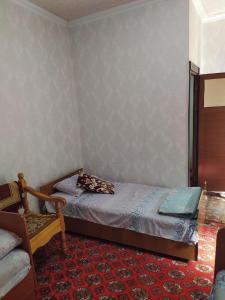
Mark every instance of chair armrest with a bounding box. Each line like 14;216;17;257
24;186;66;207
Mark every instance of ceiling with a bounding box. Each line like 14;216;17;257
196;0;225;19
28;0;137;21
26;0;225;22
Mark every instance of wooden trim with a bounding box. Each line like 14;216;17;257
65;217;198;261
200;72;225;80
192;74;200;186
198;75;205;189
40;170;198;261
3;267;36;300
30;219;62;254
214;227;225;280
198;73;225;190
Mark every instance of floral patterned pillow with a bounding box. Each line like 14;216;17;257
77;173;114;194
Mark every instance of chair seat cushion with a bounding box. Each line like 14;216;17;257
210;270;225;300
26;214;57;238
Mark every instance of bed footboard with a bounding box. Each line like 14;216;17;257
65;217;198;261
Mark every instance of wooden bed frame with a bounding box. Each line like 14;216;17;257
214;227;225;280
0;211;36;300
40;170;198;261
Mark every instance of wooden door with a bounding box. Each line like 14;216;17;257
198;73;225;191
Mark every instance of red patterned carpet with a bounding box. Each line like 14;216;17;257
34;224;219;300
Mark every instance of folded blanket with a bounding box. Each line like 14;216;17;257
158;187;202;219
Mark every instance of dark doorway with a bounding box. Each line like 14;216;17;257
188;62;200;187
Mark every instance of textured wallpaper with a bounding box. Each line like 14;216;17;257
0;0;190;213
202;19;225;74
0;0;83;210
71;0;189;187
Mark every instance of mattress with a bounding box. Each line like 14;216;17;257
0;249;31;299
46;182;198;244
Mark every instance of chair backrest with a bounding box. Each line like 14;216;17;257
0;181;21;212
214;227;225;280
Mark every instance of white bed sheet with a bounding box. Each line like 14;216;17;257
46;182;198;244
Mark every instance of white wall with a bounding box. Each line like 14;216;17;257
70;0;189;187
202;19;225;74
0;0;191;209
189;0;202;68
0;0;83;210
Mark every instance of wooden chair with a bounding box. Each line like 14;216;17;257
0;173;67;255
17;173;67;254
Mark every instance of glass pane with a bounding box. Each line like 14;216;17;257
204;78;225;107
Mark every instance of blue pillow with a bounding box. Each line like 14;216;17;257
158;187;201;218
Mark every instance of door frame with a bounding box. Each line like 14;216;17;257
188;62;200;186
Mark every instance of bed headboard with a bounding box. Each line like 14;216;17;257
40;168;83;196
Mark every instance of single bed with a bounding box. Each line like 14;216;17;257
40;170;200;261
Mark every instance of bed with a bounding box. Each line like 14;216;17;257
40;170;200;261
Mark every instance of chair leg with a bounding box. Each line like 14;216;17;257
61;230;67;253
